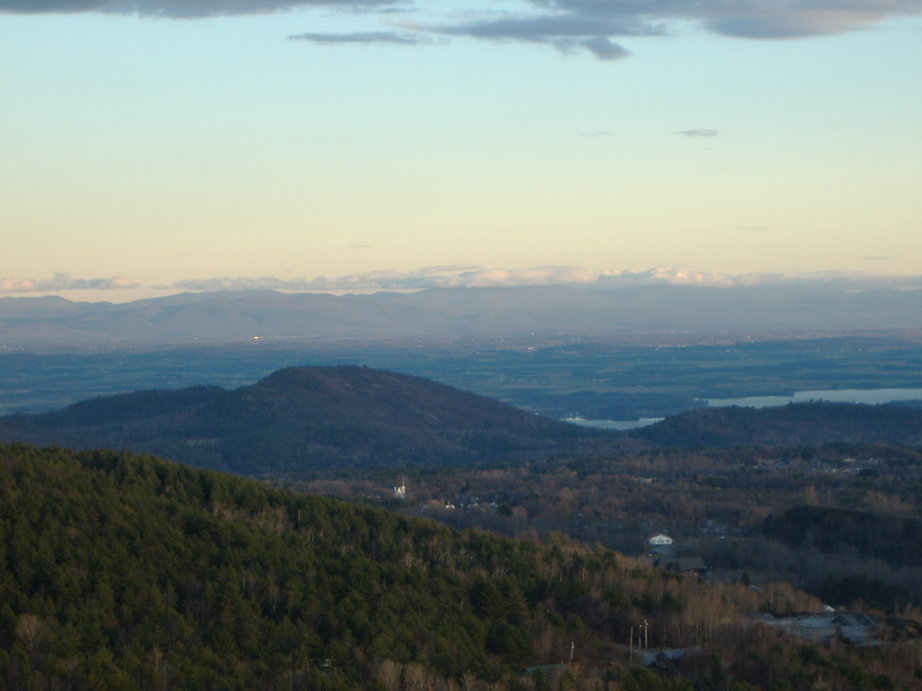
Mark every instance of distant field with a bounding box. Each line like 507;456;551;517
3;335;922;419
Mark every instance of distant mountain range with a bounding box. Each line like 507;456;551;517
2;282;922;347
0;366;615;474
3;365;922;476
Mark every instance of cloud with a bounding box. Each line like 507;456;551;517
4;0;921;61
431;11;656;59
288;31;427;45
422;1;922;59
434;13;663;42
172;264;485;292
597;267;922;290
173;265;605;292
436;266;611;288
0;0;393;17
169;265;922;294
172;276;315;291
13;266;921;298
0;273;139;294
704;10;875;40
676;129;719;137
579;36;629;61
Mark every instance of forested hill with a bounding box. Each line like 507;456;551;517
5;372;922;475
0;366;617;474
630;401;922;448
3;442;913;690
0;442;589;688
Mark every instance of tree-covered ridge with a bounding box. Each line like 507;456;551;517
0;443;506;688
2;443;919;690
6;371;922;480
7;365;922;483
0;366;615;474
634;401;922;448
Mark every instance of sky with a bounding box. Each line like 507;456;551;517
2;0;922;300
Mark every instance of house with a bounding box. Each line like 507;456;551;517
394;476;407;499
647;532;675;558
648;533;673;546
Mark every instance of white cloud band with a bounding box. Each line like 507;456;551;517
7;267;922;297
0;273;139;294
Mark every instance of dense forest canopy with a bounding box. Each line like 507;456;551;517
4;442;919;689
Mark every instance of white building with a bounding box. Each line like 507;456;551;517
648;533;673;546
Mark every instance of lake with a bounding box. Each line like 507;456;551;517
563;416;665;430
565;387;922;430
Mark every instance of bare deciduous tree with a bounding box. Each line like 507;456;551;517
15;614;45;656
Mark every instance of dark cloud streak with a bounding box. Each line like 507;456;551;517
3;0;921;61
0;0;392;17
579;36;628;60
425;0;922;59
289;30;426;44
434;14;664;41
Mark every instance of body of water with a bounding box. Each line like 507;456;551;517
563;416;665;431
563;388;922;430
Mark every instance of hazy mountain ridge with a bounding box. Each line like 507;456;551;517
3;283;922;347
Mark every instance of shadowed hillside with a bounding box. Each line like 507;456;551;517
762;505;922;569
630;401;922;448
0;366;619;474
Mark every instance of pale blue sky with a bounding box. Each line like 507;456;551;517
2;1;921;299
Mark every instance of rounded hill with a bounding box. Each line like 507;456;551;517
0;365;616;474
